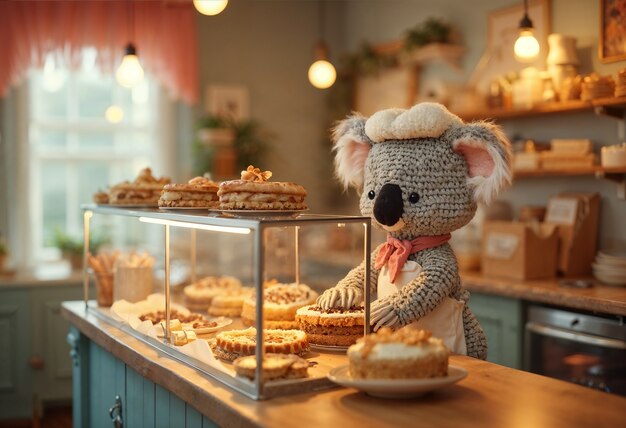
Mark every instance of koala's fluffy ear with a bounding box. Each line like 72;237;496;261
449;121;512;204
332;113;372;189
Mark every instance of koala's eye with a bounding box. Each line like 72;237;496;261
409;192;420;204
367;190;376;200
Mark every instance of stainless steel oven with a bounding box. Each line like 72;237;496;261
525;305;626;396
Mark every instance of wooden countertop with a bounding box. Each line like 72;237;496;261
62;301;626;428
461;271;626;316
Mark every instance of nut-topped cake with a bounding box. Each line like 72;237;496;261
347;328;449;379
158;174;219;208
241;283;318;329
218;165;307;210
296;305;364;347
109;167;170;206
212;327;309;362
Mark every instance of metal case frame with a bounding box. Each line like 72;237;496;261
82;204;371;399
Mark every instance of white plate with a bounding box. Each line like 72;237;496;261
209;209;308;217
155;316;233;336
327;364;468;398
310;343;350;353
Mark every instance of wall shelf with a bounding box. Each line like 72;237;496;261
458;97;626;121
513;166;626;199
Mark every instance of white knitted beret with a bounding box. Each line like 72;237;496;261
364;102;462;143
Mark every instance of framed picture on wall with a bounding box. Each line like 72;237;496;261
205;84;250;122
599;0;626;63
476;0;550;94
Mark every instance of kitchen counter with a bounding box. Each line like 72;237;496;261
461;271;626;316
62;301;626;428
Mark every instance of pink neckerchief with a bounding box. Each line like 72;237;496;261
375;233;451;283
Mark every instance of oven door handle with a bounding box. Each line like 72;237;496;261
526;322;626;350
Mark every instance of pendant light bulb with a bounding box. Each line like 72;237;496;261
514;0;540;62
116;43;144;88
308;42;336;89
193;0;228;16
308;60;336;89
514;29;540;61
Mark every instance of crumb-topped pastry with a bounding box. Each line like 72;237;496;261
348;328;449;379
158;174;219;208
296;305;364;347
218;165;307;210
212;327;309;362
183;275;242;311
233;353;309;381
93;189;109;204
241;283;318;329
109;167;171;206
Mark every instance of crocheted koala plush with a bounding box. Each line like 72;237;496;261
317;103;512;359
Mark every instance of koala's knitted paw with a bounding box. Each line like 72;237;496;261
316;288;362;310
370;299;399;331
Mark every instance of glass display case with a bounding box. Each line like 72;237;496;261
81;204;371;399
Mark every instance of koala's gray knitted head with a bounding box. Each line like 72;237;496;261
333;103;512;239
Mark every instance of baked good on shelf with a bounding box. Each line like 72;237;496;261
218;165;307;210
347;328;450;379
212;327;309;362
138;309;205;324
241;283;318;329
93;189;109;204
158;175;220;208
109;167;171;206
208;287;253;317
580;73;615;101
233;353;309;381
296;305;364;347
183;275;242;311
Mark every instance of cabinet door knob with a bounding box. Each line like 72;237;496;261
109;395;123;428
29;356;45;370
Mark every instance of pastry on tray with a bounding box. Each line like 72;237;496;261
92;189;109;204
296;305;364;347
212;327;309;362
208;287;253;317
158;174;219;208
233;353;309;381
218;165;307;211
183;275;242;311
241;283;318;329
347;328;450;380
109;167;171;206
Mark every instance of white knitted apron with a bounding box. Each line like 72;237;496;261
378;261;467;355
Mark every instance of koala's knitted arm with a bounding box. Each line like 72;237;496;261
317;244;382;309
384;244;459;327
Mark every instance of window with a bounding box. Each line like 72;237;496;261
28;55;161;261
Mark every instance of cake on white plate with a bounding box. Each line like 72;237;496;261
296;304;364;347
218;165;307;211
158;175;219;208
347;328;450;379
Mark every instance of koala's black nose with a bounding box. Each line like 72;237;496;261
373;183;403;226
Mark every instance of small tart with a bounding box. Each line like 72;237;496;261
233;353;309;381
158;175;220;208
213;327;309;361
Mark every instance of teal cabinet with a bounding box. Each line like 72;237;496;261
468;292;523;369
70;330;218;428
0;283;83;421
0;289;32;420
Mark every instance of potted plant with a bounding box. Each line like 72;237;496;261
52;229;107;271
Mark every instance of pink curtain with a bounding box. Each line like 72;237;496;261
0;0;199;105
